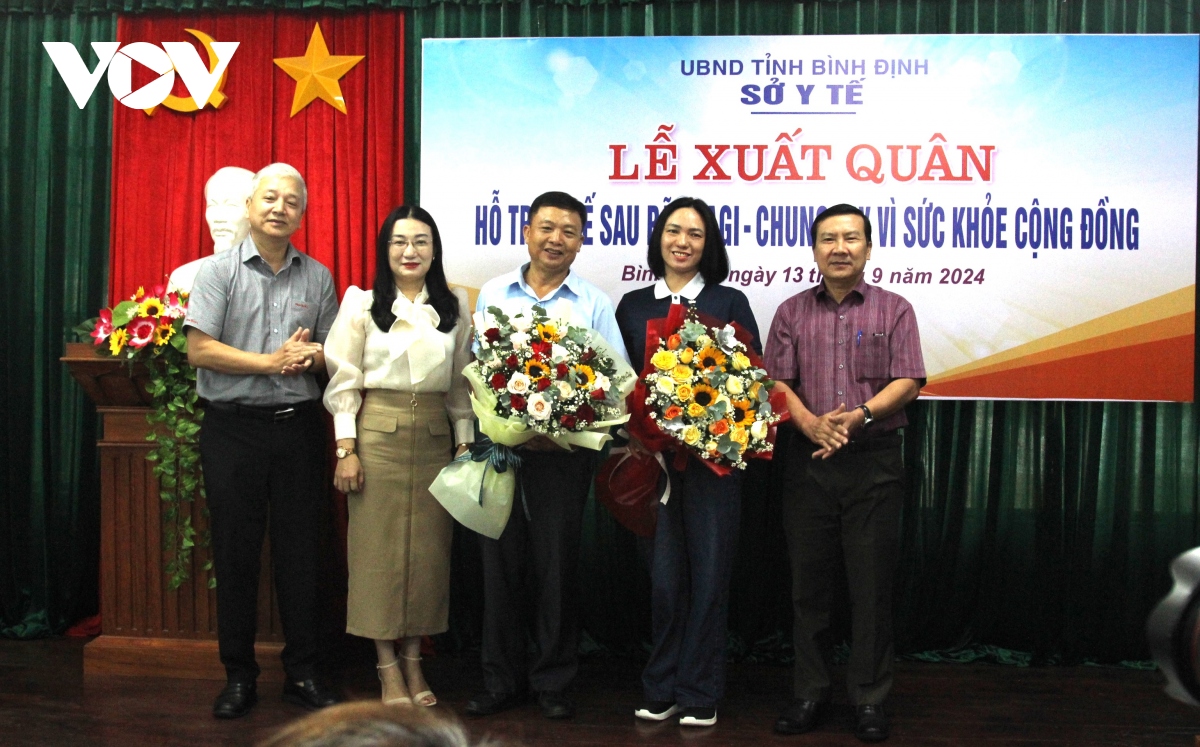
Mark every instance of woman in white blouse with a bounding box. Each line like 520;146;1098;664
323;206;473;707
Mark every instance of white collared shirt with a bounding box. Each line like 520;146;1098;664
653;273;706;304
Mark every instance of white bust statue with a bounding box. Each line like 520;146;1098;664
168;166;255;294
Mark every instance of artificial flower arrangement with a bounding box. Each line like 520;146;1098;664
79;283;207;590
629;303;789;474
430;303;636;538
88;284;189;358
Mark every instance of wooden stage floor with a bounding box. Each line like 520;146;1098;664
2;637;1198;746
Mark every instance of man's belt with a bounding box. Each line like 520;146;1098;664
807;431;901;455
202;399;321;423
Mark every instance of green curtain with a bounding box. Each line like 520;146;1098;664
0;11;113;638
3;0;1198;663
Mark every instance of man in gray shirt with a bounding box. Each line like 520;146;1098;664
185;163;339;719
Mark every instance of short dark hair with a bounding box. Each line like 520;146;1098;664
646;197;730;285
371;205;460;334
811;203;872;246
528;191;586;226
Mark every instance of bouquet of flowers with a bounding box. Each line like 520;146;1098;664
465;303;635;449
86;284;189;358
430;303;635;538
629;303;789;474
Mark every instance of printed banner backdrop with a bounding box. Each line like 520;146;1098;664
421;35;1199;402
109;10;406;301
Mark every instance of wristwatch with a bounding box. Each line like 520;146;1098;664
336;446;356;459
856;404;874;427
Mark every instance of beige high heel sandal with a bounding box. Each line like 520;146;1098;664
402;654;437;707
377;660;412;706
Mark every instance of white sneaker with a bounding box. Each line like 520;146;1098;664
634;701;679;721
678;706;717;727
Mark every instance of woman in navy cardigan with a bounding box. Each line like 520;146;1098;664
615;197;759;728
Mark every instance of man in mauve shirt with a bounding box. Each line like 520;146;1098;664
763;203;925;743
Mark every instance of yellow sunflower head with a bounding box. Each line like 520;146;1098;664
153;322;174;346
570;364;596;388
697;346;727;371
731;399;756;426
109;328;127;355
691;383;719;408
138;296;166;318
536;323;560;342
525;359;551;380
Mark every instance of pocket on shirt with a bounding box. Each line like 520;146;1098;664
287;301;319;335
427;418;452;437
854;333;889;381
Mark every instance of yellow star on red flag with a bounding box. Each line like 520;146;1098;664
273;23;364;116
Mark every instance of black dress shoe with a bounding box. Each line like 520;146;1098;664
774;698;825;735
213;680;257;719
465;690;526;717
282;678;340;710
536;690;574;719
855;704;889;743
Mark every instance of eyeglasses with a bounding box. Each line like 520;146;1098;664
388;237;432;251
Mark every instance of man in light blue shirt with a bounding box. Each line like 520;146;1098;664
466;191;625;721
473;246;628;363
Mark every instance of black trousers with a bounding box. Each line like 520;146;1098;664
780;434;904;706
199;403;327;682
478;448;595;694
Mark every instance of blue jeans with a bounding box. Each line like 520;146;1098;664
642;456;742;708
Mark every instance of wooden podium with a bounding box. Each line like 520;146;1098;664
63;343;286;681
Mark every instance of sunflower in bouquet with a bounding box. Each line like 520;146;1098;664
640;304;786;470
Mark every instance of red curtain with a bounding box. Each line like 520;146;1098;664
109;10;404;300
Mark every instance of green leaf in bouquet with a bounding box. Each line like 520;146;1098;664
565;326;590;346
111;300;140;326
73;317;100;340
681;320;708;341
485;306;510;324
717;434;738;455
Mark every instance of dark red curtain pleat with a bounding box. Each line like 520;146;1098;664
109;10;403;300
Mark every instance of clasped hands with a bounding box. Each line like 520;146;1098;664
800;404;866;460
275;327;322;376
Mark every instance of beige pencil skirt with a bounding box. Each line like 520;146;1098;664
347;389;455;640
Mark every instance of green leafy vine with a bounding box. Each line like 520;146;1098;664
143;344;213;591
